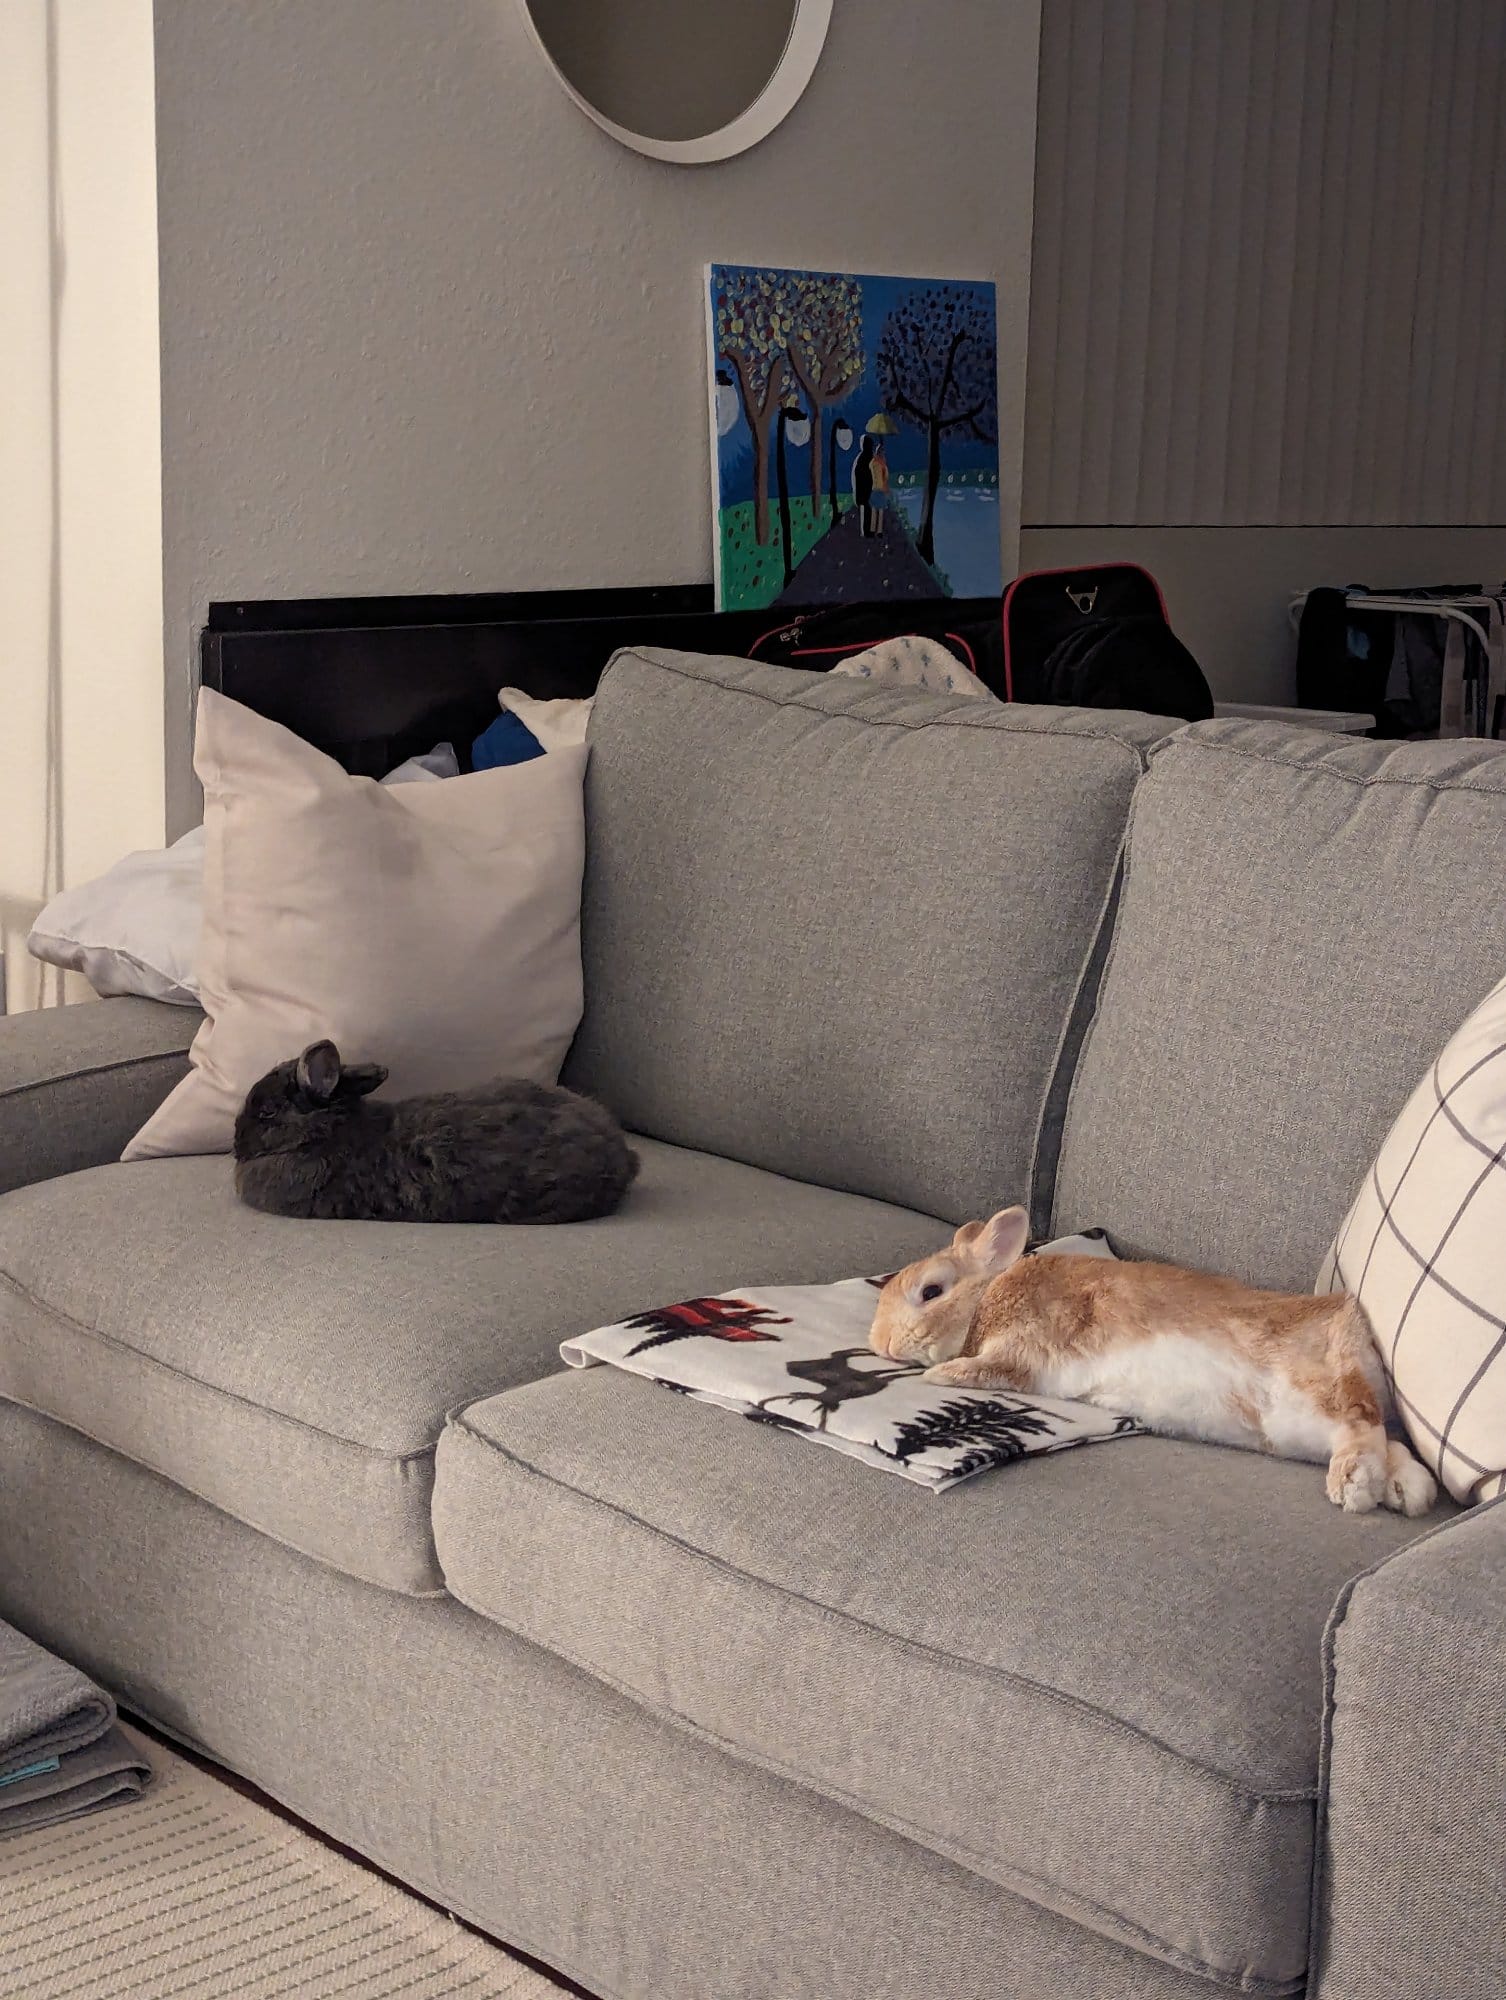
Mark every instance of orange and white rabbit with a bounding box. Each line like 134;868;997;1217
870;1207;1437;1516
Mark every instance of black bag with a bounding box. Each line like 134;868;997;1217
1036;614;1213;721
1003;564;1213;721
739;596;1007;696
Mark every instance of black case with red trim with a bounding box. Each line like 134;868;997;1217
741;597;1006;693
571;565;1208;721
1002;563;1213;719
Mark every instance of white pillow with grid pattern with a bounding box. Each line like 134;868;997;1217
1320;973;1506;1504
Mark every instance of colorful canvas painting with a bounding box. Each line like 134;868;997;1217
705;264;1002;612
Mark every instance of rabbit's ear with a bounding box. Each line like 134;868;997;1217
969;1206;1030;1275
338;1063;388;1099
296;1041;342;1105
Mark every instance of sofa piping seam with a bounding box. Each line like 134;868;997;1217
0;1046;192;1108
1048;735;1506;1225
437;1552;1306;1996
1304;1488;1506;1992
1153;733;1506;798
132;1690;1290;2000
603;649;1156;772
0;1266;439;1464
441;1415;1318;1808
125;1690;1296;1998
1047;797;1142;1233
1028;841;1128;1236
1;1389;446;1598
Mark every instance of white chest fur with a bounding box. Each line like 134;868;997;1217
1036;1332;1333;1462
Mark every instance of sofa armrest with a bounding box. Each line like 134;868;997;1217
0;998;199;1195
1313;1497;1506;1999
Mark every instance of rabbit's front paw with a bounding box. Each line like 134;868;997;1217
923;1357;990;1386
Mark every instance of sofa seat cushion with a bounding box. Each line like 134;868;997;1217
0;1144;947;1596
433;1371;1447;1994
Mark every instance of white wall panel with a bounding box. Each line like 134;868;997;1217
1027;0;1506;525
0;0;163;1010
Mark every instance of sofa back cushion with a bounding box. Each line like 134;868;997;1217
565;648;1169;1222
1052;720;1506;1289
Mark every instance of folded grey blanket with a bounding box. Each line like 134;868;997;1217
0;1621;150;1837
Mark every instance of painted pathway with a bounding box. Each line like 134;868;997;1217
774;506;942;607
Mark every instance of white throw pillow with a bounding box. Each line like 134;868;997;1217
29;830;207;1005
830;635;996;701
27;742;457;1006
124;695;584;1160
498;686;594;751
1321;973;1506;1504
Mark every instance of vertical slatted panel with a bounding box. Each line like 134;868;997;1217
1463;17;1506;519
1448;0;1506;517
1216;0;1280;525
1269;1;1335;524
1021;0;1066;522
1025;0;1506;526
1159;1;1221;523
1353;0;1431;521
1101;2;1165;522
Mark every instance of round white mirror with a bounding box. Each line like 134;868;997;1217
518;0;834;164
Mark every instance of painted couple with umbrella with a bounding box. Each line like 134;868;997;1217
853;411;898;538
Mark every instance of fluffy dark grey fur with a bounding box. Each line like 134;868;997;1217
233;1041;639;1223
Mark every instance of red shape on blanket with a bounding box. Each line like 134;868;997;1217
624;1296;794;1357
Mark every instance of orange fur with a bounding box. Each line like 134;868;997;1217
870;1209;1437;1516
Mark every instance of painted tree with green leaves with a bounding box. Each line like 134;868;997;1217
784;274;864;512
713;266;797;546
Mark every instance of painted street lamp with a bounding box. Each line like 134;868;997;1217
828;417;854;527
775;401;811;588
714;368;740;438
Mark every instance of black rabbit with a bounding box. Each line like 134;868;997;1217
233;1041;638;1224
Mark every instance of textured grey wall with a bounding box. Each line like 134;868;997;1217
154;0;1040;830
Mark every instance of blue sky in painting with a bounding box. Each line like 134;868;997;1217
708;267;1000;511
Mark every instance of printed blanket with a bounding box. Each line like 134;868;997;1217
560;1230;1142;1491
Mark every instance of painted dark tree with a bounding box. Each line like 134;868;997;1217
783;274;864;513
875;284;998;564
714;267;797;546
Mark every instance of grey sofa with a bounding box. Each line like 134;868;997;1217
2;648;1504;2000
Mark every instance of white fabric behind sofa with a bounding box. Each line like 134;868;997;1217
27;743;457;1005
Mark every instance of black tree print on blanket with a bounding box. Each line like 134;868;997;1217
888;1398;1074;1476
888;1399;1139;1475
624;1296;793;1357
753;1348;916;1431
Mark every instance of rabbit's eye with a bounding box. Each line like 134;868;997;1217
920;1282;944;1303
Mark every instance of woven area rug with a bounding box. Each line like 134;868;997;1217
2;1727;571;1999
